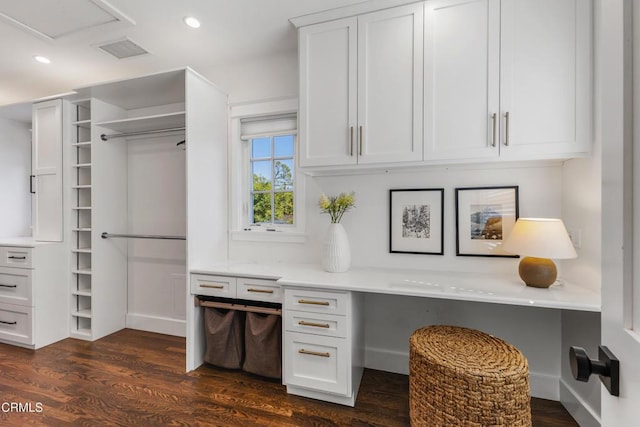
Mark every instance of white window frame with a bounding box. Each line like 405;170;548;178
229;98;306;243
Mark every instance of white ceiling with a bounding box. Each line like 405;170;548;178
0;0;368;108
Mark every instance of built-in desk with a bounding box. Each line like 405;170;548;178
190;263;600;406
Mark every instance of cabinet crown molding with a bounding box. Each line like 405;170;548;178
289;0;421;27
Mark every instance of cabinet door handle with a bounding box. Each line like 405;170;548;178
247;288;274;294
491;113;497;147
201;284;224;289
8;256;26;260
349;126;354;156
359;126;364;156
30;175;35;194
0;283;17;288
298;320;330;328
298;299;330;306
0;320;17;325
298;349;330;358
504;111;510;146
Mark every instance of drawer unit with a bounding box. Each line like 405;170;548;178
284;331;348;396
285;310;346;338
1;247;33;269
0;267;32;306
237;277;282;303
191;274;236;298
0;302;33;345
284;288;348;315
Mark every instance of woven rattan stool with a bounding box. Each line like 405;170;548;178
409;325;531;426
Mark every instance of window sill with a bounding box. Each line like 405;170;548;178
230;230;307;244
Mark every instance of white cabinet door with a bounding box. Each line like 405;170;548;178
299;17;357;167
32;99;63;241
499;0;591;159
424;0;500;161
357;3;424;164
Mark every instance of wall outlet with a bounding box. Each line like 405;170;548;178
567;228;582;249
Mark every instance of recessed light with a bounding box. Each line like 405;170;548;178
34;55;51;64
183;16;201;28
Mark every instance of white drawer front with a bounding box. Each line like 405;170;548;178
284;288;348;316
191;274;236;298
285;310;346;338
284;332;348;396
0;302;33;345
237;277;282;303
0;267;32;306
3;247;33;269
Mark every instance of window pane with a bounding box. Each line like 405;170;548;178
274;135;294;157
274;159;294;190
251;137;271;159
252;160;272;191
252;193;272;224
274;192;294;224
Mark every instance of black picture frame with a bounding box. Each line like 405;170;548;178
455;186;519;257
389;188;444;255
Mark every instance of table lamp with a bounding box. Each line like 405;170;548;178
501;218;577;288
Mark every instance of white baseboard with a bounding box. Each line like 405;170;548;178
126;313;186;337
365;346;559;400
560;379;601;427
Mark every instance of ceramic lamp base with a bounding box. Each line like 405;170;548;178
518;256;557;288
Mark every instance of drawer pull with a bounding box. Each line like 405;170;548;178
0;283;17;288
247;288;274;294
298;321;330;329
0;320;17;325
298;299;330;306
299;349;330;358
8;256;26;260
200;284;224;289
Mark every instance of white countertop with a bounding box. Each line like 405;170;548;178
0;237;41;247
191;262;601;312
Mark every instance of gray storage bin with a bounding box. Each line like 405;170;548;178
203;307;245;369
242;312;282;379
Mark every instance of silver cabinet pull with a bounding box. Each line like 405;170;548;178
359;125;363;156
298;320;330;328
349;126;354;156
299;349;330;358
0;320;17;325
247;288;274;294
0;283;17;288
201;284;224;289
491;113;497;147
504;111;510;146
298;299;330;306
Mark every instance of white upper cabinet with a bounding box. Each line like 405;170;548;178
32;99;63;241
298;3;424;168
424;0;500;160
425;0;592;161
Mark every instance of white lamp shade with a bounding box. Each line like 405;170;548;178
502;218;577;259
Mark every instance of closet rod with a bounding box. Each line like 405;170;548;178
100;127;185;141
101;232;186;240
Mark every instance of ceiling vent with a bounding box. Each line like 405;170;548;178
97;38;149;59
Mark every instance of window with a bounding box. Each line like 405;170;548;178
249;134;295;225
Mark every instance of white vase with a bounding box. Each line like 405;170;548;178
322;223;351;273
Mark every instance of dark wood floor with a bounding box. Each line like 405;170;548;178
0;329;578;426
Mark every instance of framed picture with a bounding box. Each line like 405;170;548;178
455;186;519;257
389;188;444;255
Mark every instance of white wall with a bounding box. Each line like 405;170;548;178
0;117;31;237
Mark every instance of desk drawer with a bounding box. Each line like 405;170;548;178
285;310;346;338
0;267;32;306
191;274;236;298
237;278;282;303
1;247;33;269
284;332;348;396
284;288;348;316
0;302;33;345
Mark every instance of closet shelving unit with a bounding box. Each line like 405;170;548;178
70;98;93;338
